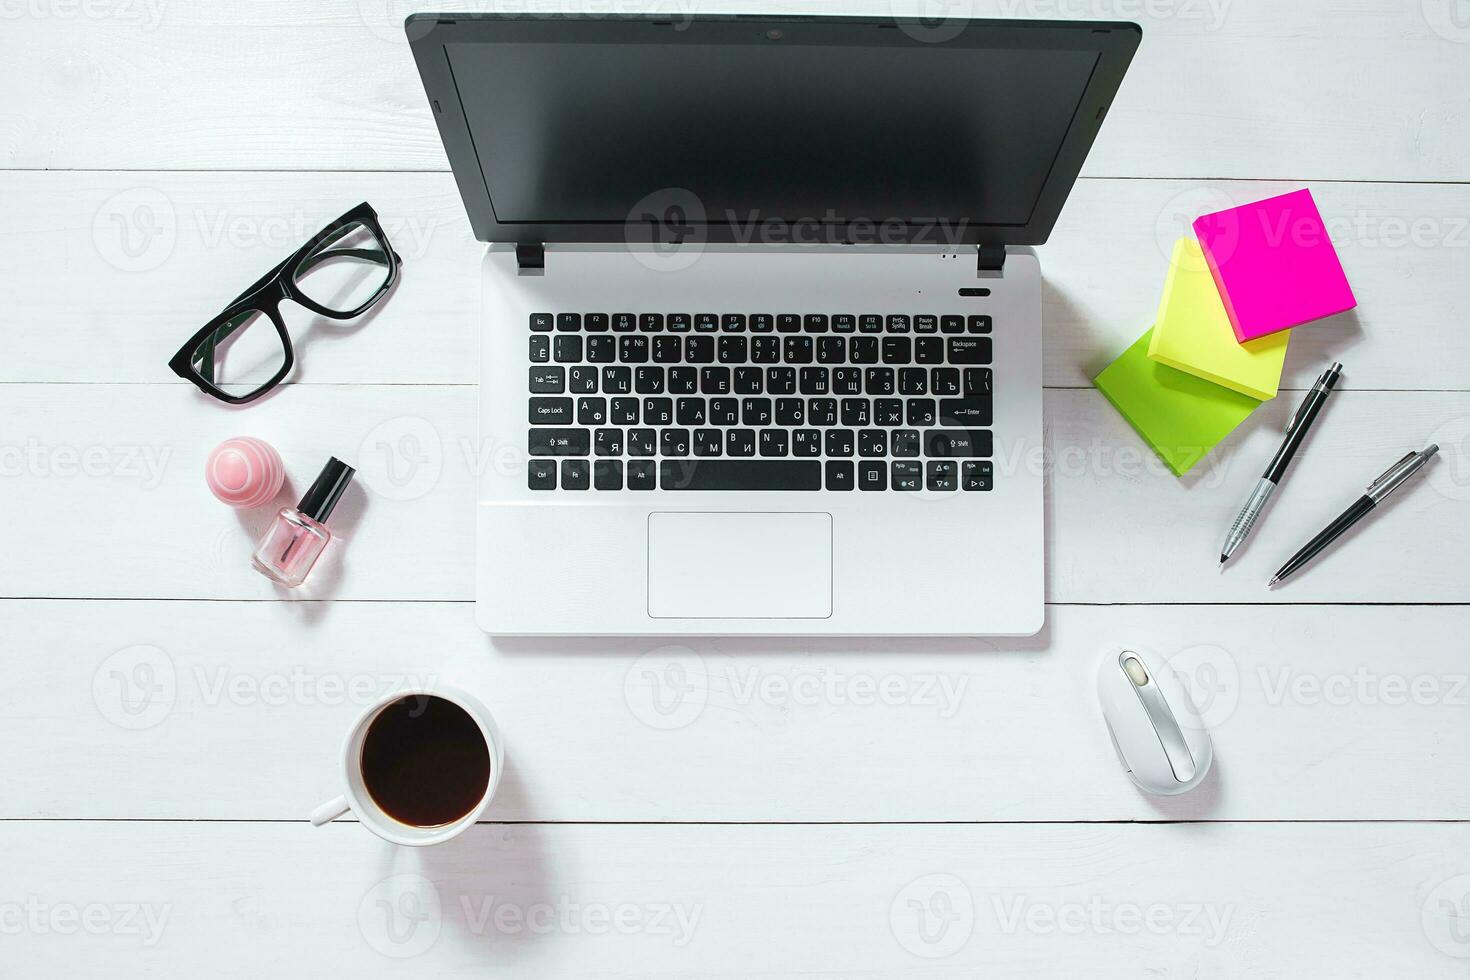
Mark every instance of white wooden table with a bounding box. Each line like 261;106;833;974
4;1;1469;974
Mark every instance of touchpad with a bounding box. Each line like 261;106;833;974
648;512;832;619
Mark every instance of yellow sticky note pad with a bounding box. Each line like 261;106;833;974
1148;238;1290;400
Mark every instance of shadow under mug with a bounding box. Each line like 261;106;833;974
309;685;504;846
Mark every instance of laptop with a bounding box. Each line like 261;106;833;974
407;14;1140;635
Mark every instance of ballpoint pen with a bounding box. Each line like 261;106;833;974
1268;444;1439;587
1219;361;1342;565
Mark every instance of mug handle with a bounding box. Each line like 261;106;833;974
309;795;350;827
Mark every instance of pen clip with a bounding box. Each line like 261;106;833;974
1366;451;1419;495
1284;366;1338;433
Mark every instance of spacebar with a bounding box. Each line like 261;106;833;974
659;460;822;490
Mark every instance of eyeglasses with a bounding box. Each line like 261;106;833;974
168;202;401;404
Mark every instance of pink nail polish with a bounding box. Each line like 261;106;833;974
251;457;354;587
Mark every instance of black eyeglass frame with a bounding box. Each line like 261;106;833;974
167;201;402;404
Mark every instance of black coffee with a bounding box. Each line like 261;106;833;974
361;695;491;828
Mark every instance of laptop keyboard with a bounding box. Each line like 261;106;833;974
525;312;994;492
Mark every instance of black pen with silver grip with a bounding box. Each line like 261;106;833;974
1219;362;1343;564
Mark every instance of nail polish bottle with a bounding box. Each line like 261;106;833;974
251;457;355;587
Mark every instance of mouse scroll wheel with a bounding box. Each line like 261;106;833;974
1122;654;1150;687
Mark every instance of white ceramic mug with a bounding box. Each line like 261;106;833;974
309;684;504;846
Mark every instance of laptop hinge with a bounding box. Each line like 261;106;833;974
516;243;545;273
977;244;1006;275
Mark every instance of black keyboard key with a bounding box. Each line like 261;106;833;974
576;396;607;425
840;398;870;427
627;460;656;489
776;314;802;333
825;460;854;490
718;336;748;363
792;428;821;456
722;313;747;332
832;314;856;333
667;313;692;333
619;336;649;363
767;367;797;395
693;429;723;456
963;460;993;491
529;335;551;362
891;460;922;491
628;428;656;457
968;315;992;334
941;315;965;335
602;366;632;394
915;337;944;365
593;428;623;457
850;336;880;364
639;313;664;332
556;313;581;332
825;429;855;457
677;397;707;426
882;337;912;364
914;314;938;334
833;367;862;395
865;367;895;395
530;313;553;332
858;460;886;491
775;398;805;426
585;313;609;332
594;459;623;490
568;365;597;393
906;399;937;427
947;337;993;364
886;314;911;333
528;428;589;456
899;368;927;395
561;459;589;489
799;367;830;395
701;366;731;394
964;368;993;396
643;397;674;426
939;397;993;427
693;313;719;333
783;336;814;364
611;397;639;426
804;314;829;333
554;335;582;363
808;398;837;426
931;367;960;395
653;335;682;363
611;313;636;333
660;459;821;490
529;397;573;425
527;459;556;490
634;366;664;394
859;314;884;333
749;314;775;333
530;366;565;393
726;429;756;457
874;398;904;427
892;429;921;457
759;429;789;457
685;336;715;363
734;367;764;394
752;336;781;364
668;366;698;394
858;429;887;457
816;337;845;364
927;460;958;491
709;398;738;425
923;429;993;457
661;428;690;457
587;335;616;363
741;397;773;426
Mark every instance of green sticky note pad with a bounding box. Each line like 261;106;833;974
1094;327;1262;476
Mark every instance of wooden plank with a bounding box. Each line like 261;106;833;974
4;171;1465;390
3;821;1466;976
1;1;1466;180
0;383;1464;602
9;599;1470;821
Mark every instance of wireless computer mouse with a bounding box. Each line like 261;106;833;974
1097;646;1213;795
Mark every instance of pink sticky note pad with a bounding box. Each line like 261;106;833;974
1193;188;1356;342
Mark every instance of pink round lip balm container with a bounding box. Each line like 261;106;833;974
206;436;285;509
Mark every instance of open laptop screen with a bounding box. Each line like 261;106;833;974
411;17;1140;245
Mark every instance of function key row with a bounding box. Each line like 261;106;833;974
529;334;992;367
530;312;992;335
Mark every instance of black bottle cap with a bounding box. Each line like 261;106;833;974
297;457;355;524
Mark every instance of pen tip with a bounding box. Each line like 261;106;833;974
1267;575;1281;588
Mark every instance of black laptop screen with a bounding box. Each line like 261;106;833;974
443;39;1100;229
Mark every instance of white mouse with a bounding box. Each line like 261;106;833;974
1097;645;1213;795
